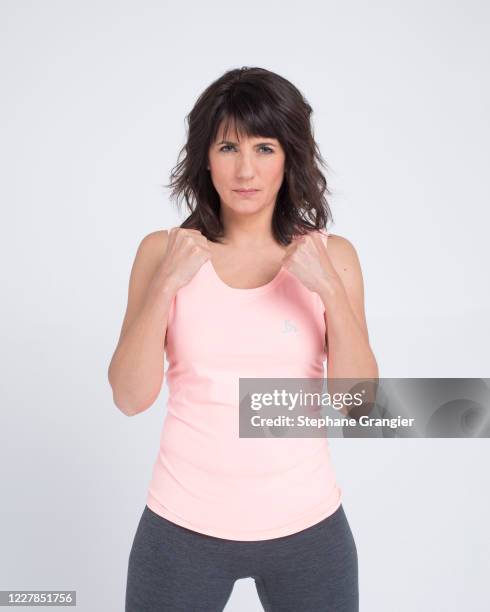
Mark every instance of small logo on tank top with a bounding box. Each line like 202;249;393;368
282;319;298;334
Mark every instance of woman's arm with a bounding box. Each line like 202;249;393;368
108;230;176;416
318;235;379;380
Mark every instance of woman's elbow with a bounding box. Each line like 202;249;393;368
112;391;157;416
108;372;162;416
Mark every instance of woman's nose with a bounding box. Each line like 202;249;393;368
235;154;255;178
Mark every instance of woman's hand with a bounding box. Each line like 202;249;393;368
282;231;345;300
150;228;211;295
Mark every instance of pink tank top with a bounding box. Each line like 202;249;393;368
146;229;342;540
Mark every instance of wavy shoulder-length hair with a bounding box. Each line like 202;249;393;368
165;66;334;245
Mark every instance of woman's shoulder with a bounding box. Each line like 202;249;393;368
137;228;171;254
140;228;170;246
317;231;363;272
318;230;355;248
132;229;171;271
317;230;357;252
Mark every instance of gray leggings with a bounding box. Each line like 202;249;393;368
125;504;358;611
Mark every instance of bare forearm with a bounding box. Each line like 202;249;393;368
108;284;174;416
320;285;378;380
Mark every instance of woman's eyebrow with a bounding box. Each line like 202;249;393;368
216;139;277;146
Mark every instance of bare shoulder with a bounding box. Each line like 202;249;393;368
138;229;169;257
325;233;363;275
116;229;170;342
324;233;370;339
325;232;359;256
132;229;172;271
131;228;171;293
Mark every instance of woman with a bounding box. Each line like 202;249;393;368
109;66;378;612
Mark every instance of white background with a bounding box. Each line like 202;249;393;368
1;0;489;610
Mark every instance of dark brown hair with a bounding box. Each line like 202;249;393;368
164;66;334;245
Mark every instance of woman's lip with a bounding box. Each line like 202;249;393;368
233;189;260;192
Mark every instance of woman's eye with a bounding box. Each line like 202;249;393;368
219;145;274;154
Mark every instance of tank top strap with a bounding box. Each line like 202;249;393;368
316;228;330;249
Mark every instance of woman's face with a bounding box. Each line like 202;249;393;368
207;124;286;216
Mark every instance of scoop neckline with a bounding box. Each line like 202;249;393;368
205;259;287;295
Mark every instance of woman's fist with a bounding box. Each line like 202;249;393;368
155;228;211;293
